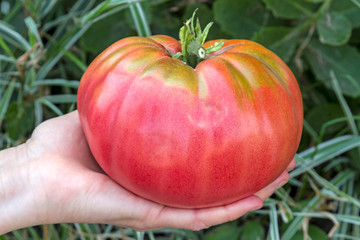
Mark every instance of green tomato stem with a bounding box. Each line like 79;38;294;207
175;9;224;68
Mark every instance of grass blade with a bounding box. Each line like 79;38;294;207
38;98;63;116
43;14;77;32
256;211;360;226
282;169;352;240
36;24;91;80
33;79;79;88
39;0;59;19
28;226;42;240
129;1;151;37
37;0;139;80
330;71;359;136
336;179;355;240
0;80;15;124
62;49;87;72
79;0;139;25
40;94;77;104
2;1;22;22
0;37;16;58
318;116;360;144
0;54;16;63
350;0;360;8
308;169;360;207
352;197;360;237
34;100;43;126
25;16;44;47
49;0;94;42
268;202;280;240
291;136;360;177
303;119;318;140
0;21;31;50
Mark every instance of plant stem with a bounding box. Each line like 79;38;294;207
174;9;223;68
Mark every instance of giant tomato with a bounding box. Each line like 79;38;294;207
77;17;303;209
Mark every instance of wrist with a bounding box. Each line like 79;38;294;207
0;144;48;235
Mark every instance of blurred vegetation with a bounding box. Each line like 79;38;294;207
1;0;360;239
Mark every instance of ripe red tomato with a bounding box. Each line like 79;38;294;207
77;21;302;208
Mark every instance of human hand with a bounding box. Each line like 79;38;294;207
0;111;295;234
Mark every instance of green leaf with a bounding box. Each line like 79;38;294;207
201;22;213;45
184;4;211;30
195;19;202;43
306;103;344;135
263;0;313;19
151;5;180;38
79;12;132;54
4;102;35;140
179;21;190;61
292;225;329;240
214;0;268;39
189;9;197;36
240;221;264;240
205;40;224;54
304;40;360;97
203;223;241;240
316;12;352;46
252;26;300;62
331;0;360;28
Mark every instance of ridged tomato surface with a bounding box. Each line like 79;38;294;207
77;35;303;208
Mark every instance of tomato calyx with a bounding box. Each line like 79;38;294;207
172;9;224;68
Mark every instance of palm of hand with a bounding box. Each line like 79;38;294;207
24;111;293;231
25;111;157;229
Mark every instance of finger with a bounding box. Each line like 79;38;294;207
254;171;290;201
286;158;296;172
149;196;263;231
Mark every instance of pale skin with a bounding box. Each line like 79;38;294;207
0;111;296;235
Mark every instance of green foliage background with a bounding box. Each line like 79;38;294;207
1;0;360;239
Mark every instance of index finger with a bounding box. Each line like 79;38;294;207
140;196;263;231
